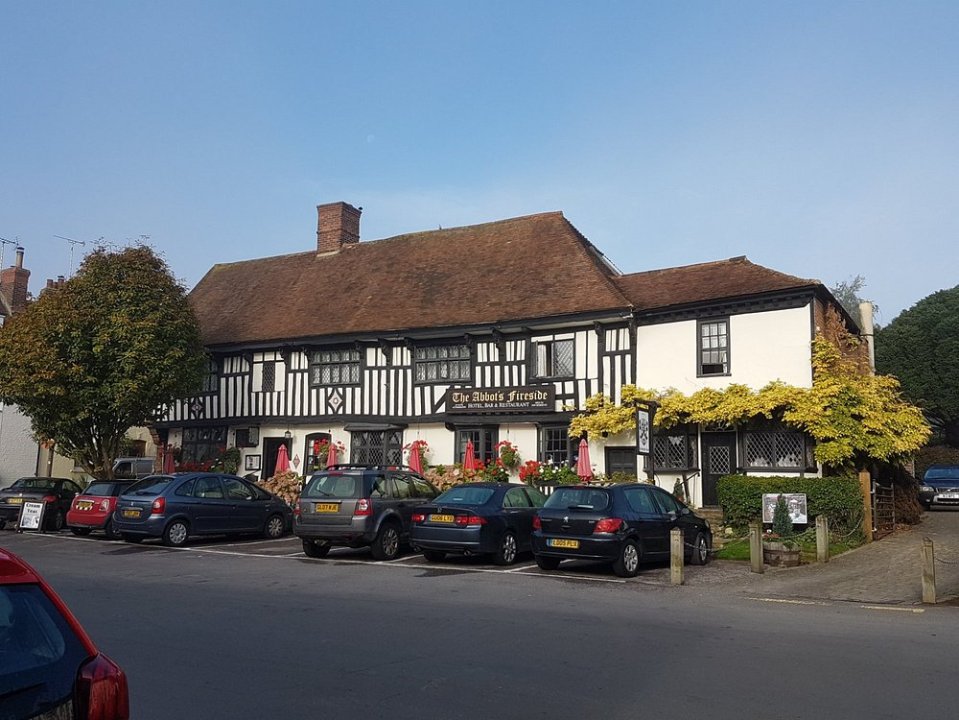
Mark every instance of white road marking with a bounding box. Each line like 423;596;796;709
747;597;830;606
860;605;925;614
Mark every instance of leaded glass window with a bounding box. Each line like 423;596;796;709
533;340;574;379
350;430;403;465
201;358;219;394
310;349;361;386
652;426;698;470
743;429;808;470
414;344;471;383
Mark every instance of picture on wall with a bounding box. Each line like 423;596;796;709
244;454;262;471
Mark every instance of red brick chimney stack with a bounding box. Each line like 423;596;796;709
317;202;362;254
0;246;30;312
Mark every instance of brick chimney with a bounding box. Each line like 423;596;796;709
0;247;30;313
317;202;361;254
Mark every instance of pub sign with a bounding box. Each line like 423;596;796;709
446;386;555;414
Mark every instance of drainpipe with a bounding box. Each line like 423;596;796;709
859;301;876;374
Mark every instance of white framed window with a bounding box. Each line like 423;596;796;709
698;319;729;376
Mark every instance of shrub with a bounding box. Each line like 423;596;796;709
771;495;793;538
717;474;863;535
258;470;303;507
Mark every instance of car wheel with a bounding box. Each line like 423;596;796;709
122;534;143;544
104;519;122;540
422;549;446;562
371;522;401;561
162;520;189;547
48;510;66;532
690;532;710;566
70;527;93;536
535;555;561;571
612;539;641;578
302;539;331;558
494;531;518;566
264;514;286;540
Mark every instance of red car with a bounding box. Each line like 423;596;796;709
66;481;135;539
0;548;129;719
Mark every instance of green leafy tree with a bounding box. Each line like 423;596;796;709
875;286;959;447
0;246;208;478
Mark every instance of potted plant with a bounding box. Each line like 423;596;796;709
763;494;801;567
494;440;521;471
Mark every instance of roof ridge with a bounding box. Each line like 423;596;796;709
376;210;565;244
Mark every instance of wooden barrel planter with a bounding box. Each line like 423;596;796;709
763;540;801;567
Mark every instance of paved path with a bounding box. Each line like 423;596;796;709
674;508;959;605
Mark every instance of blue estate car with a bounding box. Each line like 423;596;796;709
112;473;292;547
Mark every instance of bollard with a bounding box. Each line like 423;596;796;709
749;521;764;574
816;515;829;564
860;470;874;543
670;528;684;585
922;537;937;604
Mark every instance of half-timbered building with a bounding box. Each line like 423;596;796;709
158;202;855;508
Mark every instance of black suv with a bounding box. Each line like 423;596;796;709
295;465;440;560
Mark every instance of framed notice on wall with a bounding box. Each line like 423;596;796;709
244;454;262;471
17;501;45;532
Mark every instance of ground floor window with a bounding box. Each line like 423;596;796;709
350;429;403;465
539;426;572;466
181;427;227;467
455;427;497;464
604;447;637;479
741;423;814;471
653;425;699;471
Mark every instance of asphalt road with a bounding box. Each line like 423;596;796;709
3;529;958;720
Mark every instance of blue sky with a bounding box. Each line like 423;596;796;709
2;1;956;322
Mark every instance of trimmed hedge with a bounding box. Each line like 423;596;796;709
717;474;863;534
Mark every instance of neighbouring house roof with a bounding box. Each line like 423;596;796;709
612;256;820;311
190;212;633;347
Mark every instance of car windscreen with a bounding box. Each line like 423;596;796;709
302;472;365;499
925;467;959;481
124;476;174;496
6;478;55;492
0;584;91;717
433;487;496;505
543;487;610;511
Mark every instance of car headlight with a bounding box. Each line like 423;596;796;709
920;485;934;493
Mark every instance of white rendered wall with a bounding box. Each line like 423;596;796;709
637;305;813;393
0;405;38;487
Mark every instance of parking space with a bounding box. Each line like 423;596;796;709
1;526;729;586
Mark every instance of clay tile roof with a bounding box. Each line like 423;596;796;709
613;256;819;311
190;212;632;347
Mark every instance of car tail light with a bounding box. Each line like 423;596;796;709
42;494;57;503
593;518;623;534
100;499;111;512
411;513;425;523
532;515;542;530
293;504;301;518
75;653;130;720
150;497;165;515
354;498;372;517
454;514;486;527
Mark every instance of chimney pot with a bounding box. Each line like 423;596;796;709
15;246;24;269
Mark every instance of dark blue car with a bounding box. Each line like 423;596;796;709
410;482;547;565
112;472;292;547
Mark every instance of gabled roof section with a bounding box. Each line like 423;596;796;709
612;256;820;311
190;212;633;347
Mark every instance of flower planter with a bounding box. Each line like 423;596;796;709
763;540;801;567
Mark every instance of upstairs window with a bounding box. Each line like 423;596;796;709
698;319;729;376
201;358;219;394
261;361;276;392
414;344;471;383
310;349;361;386
533;339;574;379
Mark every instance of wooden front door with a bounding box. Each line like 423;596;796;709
700;432;737;506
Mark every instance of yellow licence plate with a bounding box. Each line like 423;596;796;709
77;501;94;510
8;497;23;504
121;509;140;518
315;503;339;513
548;538;580;549
430;514;455;524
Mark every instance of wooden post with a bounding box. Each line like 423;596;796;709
749;521;764;574
859;470;874;543
670;528;684;585
922;537;937;604
816;515;829;563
